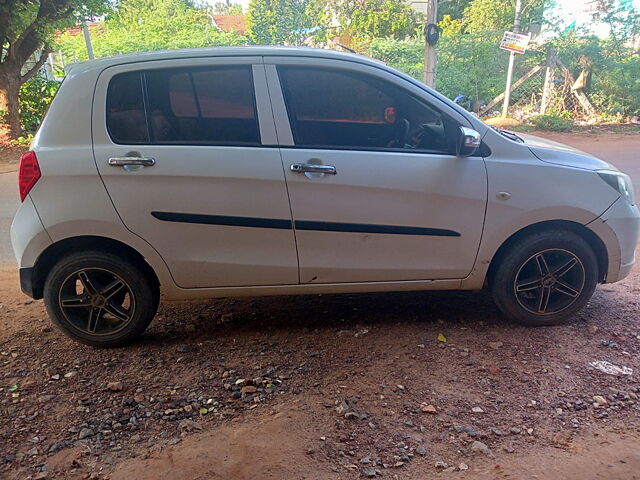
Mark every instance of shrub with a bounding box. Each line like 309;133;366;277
19;74;60;135
529;111;573;131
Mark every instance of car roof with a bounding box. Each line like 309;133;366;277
66;46;386;75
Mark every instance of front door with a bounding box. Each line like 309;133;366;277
267;61;487;284
92;58;298;288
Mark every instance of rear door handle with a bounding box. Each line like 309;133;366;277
108;157;155;167
290;163;337;175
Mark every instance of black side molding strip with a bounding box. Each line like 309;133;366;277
151;212;293;229
295;220;460;237
151;212;460;237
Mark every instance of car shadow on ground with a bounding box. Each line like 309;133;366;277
143;288;517;346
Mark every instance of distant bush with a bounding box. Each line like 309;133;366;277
529;111;573;131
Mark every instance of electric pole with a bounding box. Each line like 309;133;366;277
82;20;95;60
501;0;522;117
423;0;438;88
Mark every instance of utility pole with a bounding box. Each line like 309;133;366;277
82;20;95;60
501;0;522;117
423;0;438;88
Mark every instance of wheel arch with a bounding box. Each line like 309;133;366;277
30;236;160;300
487;220;608;287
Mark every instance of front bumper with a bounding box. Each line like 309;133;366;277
587;196;640;283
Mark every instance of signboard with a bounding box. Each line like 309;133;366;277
499;31;531;54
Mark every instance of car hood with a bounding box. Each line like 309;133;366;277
518;133;616;172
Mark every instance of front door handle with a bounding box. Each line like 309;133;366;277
108;157;155;167
290;163;337;175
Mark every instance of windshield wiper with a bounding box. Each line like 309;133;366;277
491;126;524;143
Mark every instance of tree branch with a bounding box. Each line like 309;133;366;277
21;48;53;83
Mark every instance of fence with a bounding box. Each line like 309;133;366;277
480;49;597;121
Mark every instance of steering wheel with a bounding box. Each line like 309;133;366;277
390;118;410;148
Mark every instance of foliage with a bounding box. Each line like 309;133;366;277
57;0;246;62
246;0;320;45
461;0;546;34
323;0;422;40
213;1;243;14
0;0;113;138
18;73;60;134
549;33;640;117
529;111;573;131
367;32;516;105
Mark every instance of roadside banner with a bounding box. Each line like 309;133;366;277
499;31;531;54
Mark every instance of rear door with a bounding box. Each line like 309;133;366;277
92;57;298;288
265;58;488;284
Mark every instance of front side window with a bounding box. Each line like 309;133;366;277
106;66;260;145
278;67;458;154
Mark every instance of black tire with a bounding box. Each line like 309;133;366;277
43;251;159;347
491;230;598;326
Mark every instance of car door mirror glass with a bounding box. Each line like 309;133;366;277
457;126;481;157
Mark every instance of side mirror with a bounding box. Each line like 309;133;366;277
457;126;481;157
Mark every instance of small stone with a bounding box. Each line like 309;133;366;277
107;381;123;392
435;461;449;469
421;404;437;414
241;385;257;393
397;385;405;390
488;342;503;349
130;434;141;442
336;400;350;415
490;427;502;436
78;428;94;440
64;371;77;379
510;427;521;434
360;466;378;477
587;325;599;334
593;395;608;406
471;441;493;457
504;445;515;453
38;395;56;404
458;463;469;471
416;446;427;456
51;374;60;380
179;419;203;432
471;407;484;413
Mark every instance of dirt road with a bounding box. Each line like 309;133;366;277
1;132;639;479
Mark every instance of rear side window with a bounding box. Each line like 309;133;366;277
106;66;260;145
106;72;149;144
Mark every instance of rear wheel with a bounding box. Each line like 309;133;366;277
491;230;598;326
44;251;159;346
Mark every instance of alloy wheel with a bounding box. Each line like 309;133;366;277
513;248;586;316
58;268;136;336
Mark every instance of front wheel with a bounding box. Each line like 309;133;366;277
44;251;159;347
491;230;599;326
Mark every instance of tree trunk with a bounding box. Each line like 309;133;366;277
0;67;22;141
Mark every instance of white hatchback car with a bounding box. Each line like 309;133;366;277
11;47;639;346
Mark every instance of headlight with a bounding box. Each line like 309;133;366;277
597;170;635;205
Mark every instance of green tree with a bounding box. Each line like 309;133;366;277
0;0;111;139
57;0;246;62
246;0;320;45
325;0;422;40
461;0;546;35
213;0;243;14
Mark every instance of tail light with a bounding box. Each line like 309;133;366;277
18;151;41;202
